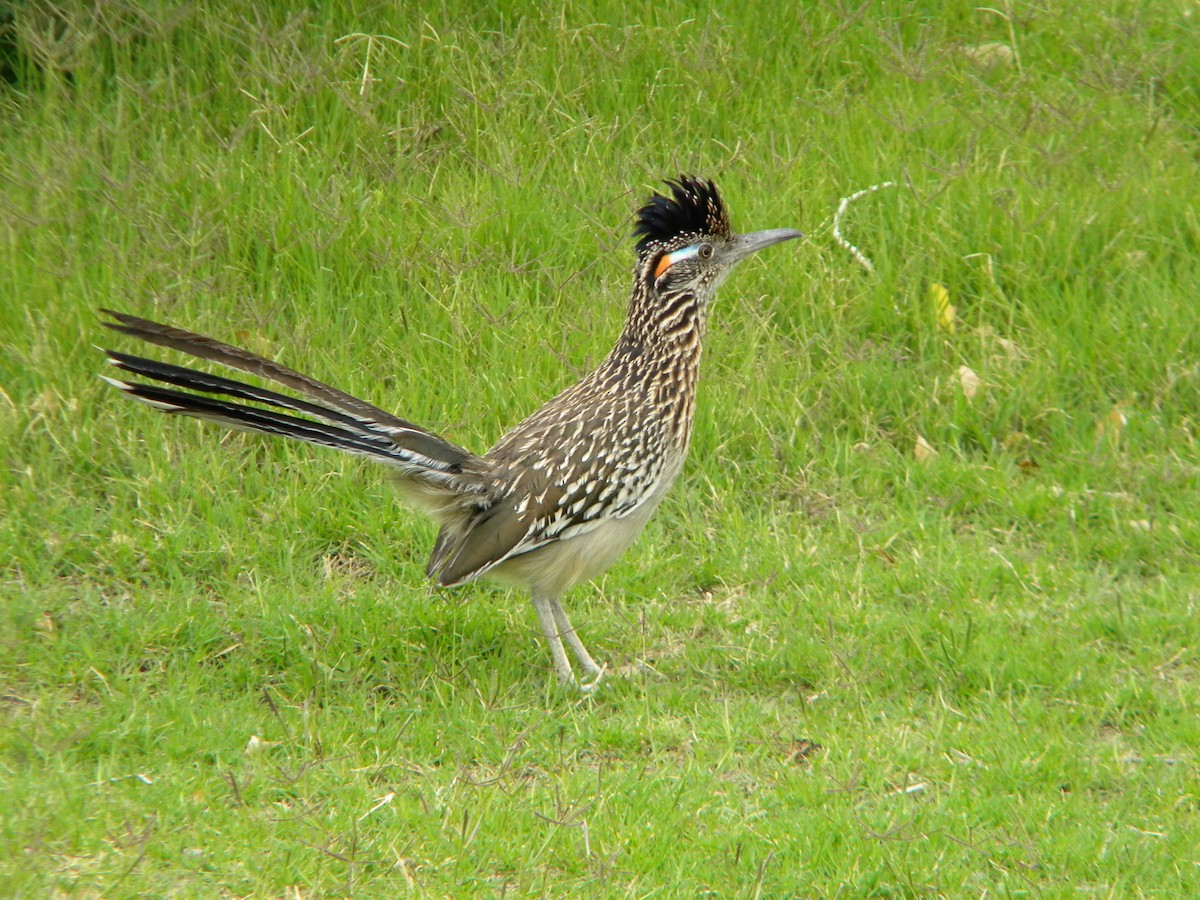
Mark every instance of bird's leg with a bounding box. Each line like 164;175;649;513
530;594;576;686
549;597;605;692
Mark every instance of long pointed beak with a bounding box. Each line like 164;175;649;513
722;228;805;266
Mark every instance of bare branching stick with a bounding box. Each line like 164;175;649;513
831;181;895;273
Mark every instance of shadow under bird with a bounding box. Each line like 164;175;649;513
101;176;803;691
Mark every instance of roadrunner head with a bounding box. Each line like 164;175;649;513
633;176;803;301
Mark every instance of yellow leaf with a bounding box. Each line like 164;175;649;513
957;365;981;400
914;434;938;462
930;282;956;333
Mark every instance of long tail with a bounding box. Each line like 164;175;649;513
99;309;490;496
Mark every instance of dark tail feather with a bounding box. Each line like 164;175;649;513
99;310;487;486
99;370;445;465
100;309;419;434
101;374;422;461
106;349;384;434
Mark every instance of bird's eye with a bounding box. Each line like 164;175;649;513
698;243;714;260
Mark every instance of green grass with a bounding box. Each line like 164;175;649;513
3;1;1199;895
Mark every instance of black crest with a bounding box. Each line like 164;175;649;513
634;176;731;255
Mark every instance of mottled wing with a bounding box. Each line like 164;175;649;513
430;372;678;585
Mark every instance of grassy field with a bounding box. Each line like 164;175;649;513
3;1;1199;895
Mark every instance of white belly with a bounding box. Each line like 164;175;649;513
488;473;676;598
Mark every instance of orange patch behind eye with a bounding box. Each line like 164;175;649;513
653;253;672;279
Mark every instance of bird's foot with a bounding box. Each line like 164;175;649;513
576;663;606;695
555;662;606;695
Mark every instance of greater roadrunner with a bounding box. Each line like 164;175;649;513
100;176;802;690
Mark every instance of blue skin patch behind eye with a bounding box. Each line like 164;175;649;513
670;245;702;264
654;244;702;279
